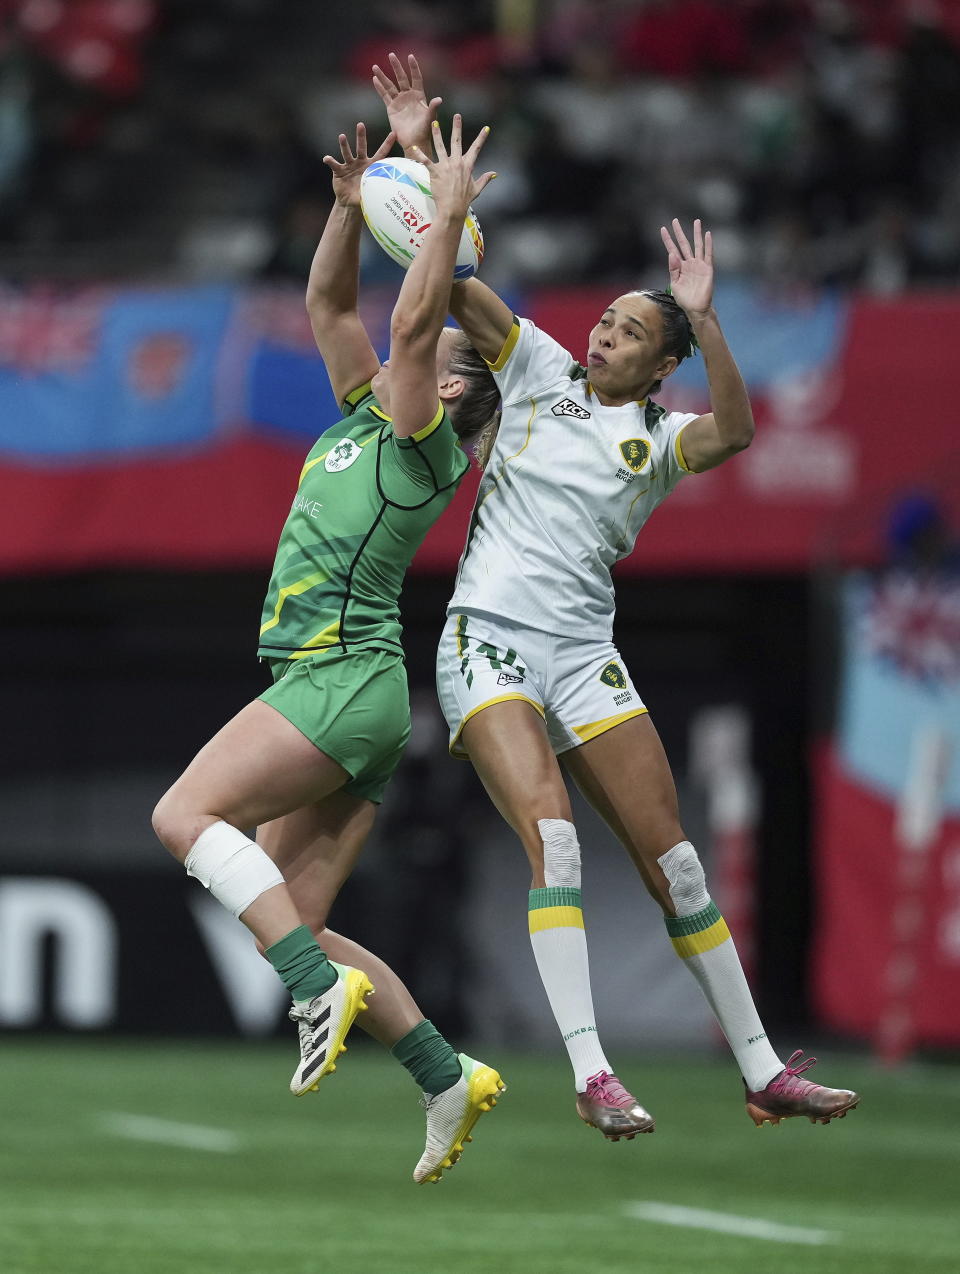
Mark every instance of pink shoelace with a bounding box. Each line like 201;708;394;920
768;1049;820;1095
584;1070;636;1107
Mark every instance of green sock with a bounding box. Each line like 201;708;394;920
391;1020;462;1096
265;924;337;1002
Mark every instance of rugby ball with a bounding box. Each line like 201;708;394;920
360;157;483;280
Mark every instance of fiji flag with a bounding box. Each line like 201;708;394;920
0;284;233;462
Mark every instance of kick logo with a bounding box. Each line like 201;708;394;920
599;661;627;690
619;438;651;472
551;398;592;420
497;671;524;686
324;439;362;472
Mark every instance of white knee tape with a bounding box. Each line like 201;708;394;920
657;840;709;917
185;821;284;919
538;818;581;888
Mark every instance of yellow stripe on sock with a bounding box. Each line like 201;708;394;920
528;906;584;934
670;917;731;958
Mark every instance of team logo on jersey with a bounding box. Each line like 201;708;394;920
599;662;628;690
619;439;650;472
552;397;591;420
324;439;362;472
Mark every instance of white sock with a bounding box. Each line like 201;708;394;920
185;820;284;919
659;841;782;1091
528;819;612;1091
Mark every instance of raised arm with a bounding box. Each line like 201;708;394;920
373;52;514;363
306;123;395;408
387;116;495;438
660;218;755;473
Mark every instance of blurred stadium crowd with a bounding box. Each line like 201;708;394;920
0;0;959;293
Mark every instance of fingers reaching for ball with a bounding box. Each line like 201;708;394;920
409;115;496;209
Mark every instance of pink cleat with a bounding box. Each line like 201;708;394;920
745;1050;860;1127
576;1071;655;1141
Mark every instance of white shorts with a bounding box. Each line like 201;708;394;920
436;610;648;758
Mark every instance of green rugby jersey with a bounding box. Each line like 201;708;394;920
258;382;469;661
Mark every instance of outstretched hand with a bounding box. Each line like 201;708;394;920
372;52;441;152
410;115;495;219
660;218;714;318
322;122;396;208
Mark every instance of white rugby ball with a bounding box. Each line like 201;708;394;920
360;156;483;280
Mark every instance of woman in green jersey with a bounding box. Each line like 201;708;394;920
153;117;505;1184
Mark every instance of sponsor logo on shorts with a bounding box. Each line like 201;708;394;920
614;690;632;706
600;661;627;690
324;439;362;472
497;671;524;686
619;438;651;472
551;397;591;420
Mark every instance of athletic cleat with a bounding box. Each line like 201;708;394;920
288;962;374;1096
413;1054;505;1184
576;1071;655;1141
745;1050;860;1127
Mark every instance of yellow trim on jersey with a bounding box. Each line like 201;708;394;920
670;916;731;959
624;485;651;520
298;429;381;485
474;397;536;516
675;423;695;474
572;706;649;745
341;381;372;411
450;693;545;756
485;317;521;372
259;570;329;636
365;401;443;440
411;402;445;441
585;383;647;406
528;906;585;934
286;619;342;659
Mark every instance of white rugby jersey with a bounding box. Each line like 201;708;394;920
448;317;699;640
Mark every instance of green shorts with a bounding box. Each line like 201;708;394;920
259;648;410;804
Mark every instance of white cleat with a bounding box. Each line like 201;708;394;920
288;963;374;1096
413;1054;505;1184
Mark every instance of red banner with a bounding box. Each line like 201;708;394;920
3;288;959;576
812;743;960;1048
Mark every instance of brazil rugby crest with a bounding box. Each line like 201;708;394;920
599;661;628;690
619;439;650;472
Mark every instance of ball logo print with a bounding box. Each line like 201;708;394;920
360;157;484;279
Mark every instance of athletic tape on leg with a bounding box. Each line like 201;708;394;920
185;820;284;919
538;818;581;888
657;840;710;917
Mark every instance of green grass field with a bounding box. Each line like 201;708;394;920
1;1039;957;1274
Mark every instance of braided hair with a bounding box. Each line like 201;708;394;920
445;329;501;467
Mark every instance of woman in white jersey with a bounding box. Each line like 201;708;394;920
376;54;859;1138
